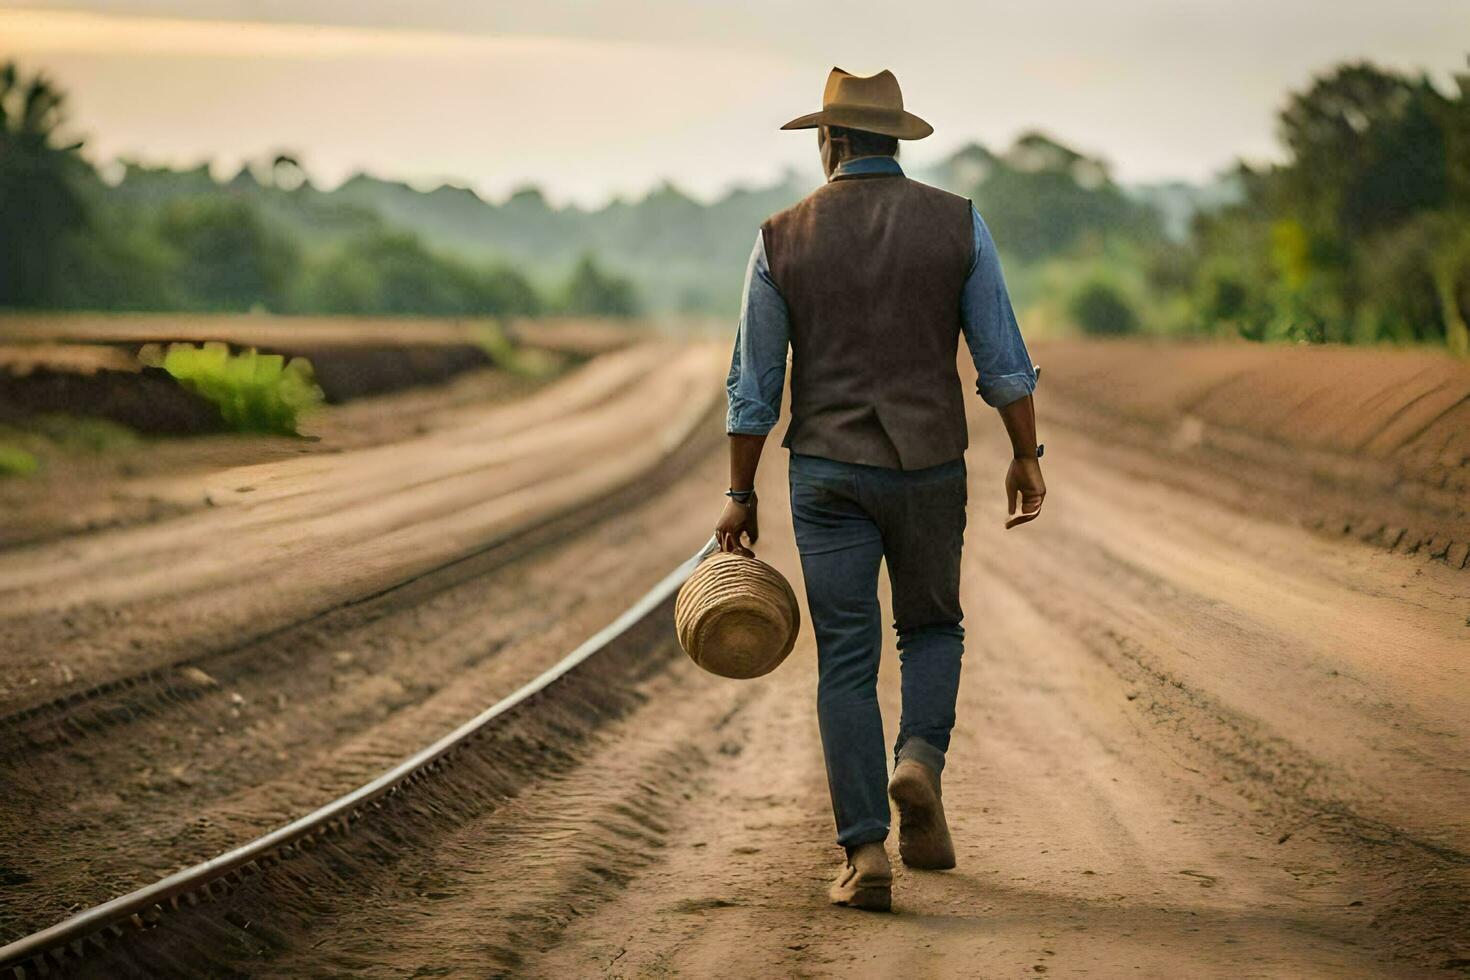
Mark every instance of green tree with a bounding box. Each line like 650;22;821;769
1184;60;1468;352
561;253;639;317
1434;59;1470;355
948;133;1163;262
305;229;544;316
1277;63;1450;242
0;62;91;306
1069;280;1139;336
155;197;302;312
56;212;178;310
474;265;542;316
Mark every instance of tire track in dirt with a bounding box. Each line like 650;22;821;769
0;346;730;943
519;394;1466;977
0;342;722;716
49;593;737;979
5;339;1465;976
260;674;761;978
0;441;728;943
93;394;1462;976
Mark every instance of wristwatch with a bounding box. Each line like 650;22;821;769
1016;444;1044;459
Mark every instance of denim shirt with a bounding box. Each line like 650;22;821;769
725;155;1037;436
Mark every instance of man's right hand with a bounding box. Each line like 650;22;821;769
716;494;759;555
1004;456;1046;529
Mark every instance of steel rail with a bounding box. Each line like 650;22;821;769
0;535;718;973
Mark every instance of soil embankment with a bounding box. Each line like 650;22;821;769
0;340;724;713
0;312;639;361
0;313;634;427
1030;338;1469;568
0;344;223;434
0;316;641;547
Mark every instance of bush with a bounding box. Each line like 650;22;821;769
0;445;39;477
473;323;562;379
144;342;323;435
24;414;138;453
1069;280;1139;335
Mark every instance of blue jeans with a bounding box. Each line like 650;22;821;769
788;451;967;849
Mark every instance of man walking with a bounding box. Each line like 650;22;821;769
715;67;1046;911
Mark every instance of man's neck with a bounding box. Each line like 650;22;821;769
829;155;903;181
833;154;895;170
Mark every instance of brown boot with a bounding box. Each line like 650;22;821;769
888;758;956;870
828;841;892;911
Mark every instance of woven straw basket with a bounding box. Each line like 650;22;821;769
674;551;801;679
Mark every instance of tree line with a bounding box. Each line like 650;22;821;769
931;61;1469;354
0;62;639;318
3;57;1466;352
1180;61;1469;353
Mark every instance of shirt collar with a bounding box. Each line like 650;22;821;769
830;155;904;181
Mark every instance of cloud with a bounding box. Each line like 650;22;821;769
1;7;634;58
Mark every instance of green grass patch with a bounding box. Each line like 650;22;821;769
0;416;138;478
23;414;140;453
473;323;564;379
142;342;324;436
0;444;39;478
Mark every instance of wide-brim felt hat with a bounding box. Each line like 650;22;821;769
780;67;933;140
675;551;801;680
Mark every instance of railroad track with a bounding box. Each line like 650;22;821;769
0;537;716;977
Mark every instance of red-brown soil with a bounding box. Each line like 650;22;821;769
0;335;1465;977
244;344;1467;979
0;312;642;356
1030;337;1469;568
0;362;553;549
0;340;723;713
0;313;639;439
0;344;223;433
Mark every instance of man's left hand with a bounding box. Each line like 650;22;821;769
1004;457;1046;529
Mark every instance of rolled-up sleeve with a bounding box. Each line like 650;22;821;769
725;229;790;435
961;205;1037;408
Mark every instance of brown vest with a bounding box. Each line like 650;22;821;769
762;173;973;470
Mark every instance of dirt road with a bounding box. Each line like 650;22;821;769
0;340;722;713
0;339;728;940
257;378;1465;978
3;338;1465;977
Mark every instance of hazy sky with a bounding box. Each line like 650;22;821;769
3;1;1467;206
